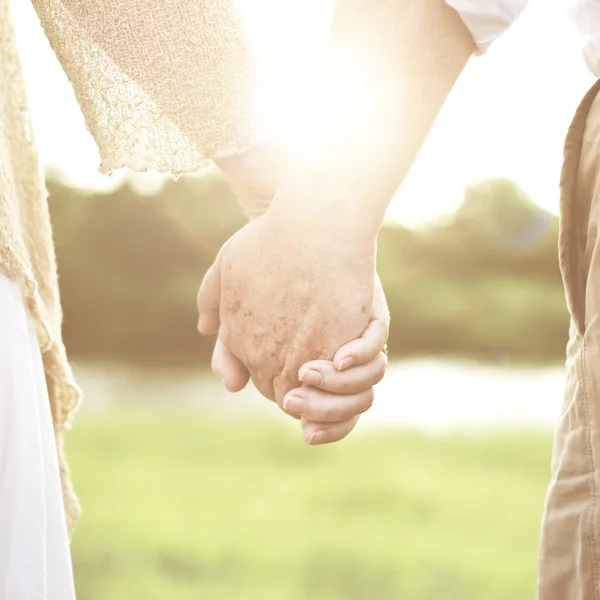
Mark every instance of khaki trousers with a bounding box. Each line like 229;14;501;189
539;79;600;599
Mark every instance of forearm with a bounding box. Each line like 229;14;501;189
270;0;475;245
213;142;286;220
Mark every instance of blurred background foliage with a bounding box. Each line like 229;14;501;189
47;169;565;599
48;171;568;368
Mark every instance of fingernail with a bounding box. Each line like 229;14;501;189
283;395;306;416
337;357;355;371
307;431;327;446
298;368;323;386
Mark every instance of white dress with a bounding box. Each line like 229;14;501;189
0;274;75;599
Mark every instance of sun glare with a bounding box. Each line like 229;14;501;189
12;0;596;225
236;0;335;140
235;0;592;225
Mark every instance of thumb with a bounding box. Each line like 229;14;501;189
332;276;389;370
197;257;222;336
212;338;250;392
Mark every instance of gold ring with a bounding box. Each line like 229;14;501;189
382;343;388;356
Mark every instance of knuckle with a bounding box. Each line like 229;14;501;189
359;342;374;361
374;353;388;383
380;319;390;341
373;370;385;386
373;319;387;342
319;371;329;388
332;427;351;443
361;388;375;412
320;402;334;422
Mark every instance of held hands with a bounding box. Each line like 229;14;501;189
197;145;389;444
285;276;388;445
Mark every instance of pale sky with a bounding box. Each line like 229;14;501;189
11;0;595;226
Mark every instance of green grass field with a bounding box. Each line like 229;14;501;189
68;412;552;600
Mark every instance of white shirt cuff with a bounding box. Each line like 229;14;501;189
445;0;529;54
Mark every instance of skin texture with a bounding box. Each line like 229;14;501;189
207;286;389;445
198;213;376;401
209;145;390;444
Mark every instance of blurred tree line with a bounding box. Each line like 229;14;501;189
48;172;568;368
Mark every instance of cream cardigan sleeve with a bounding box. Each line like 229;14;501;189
30;0;262;175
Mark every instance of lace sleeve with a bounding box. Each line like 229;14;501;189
31;0;263;175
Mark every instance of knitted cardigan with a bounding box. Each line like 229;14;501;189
1;0;259;534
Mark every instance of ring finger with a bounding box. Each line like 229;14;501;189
301;415;361;445
298;352;387;394
282;386;375;422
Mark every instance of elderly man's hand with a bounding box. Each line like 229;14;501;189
197;204;377;408
198;146;388;444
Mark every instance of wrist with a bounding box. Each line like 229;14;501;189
264;173;381;261
266;159;385;249
213;140;286;220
